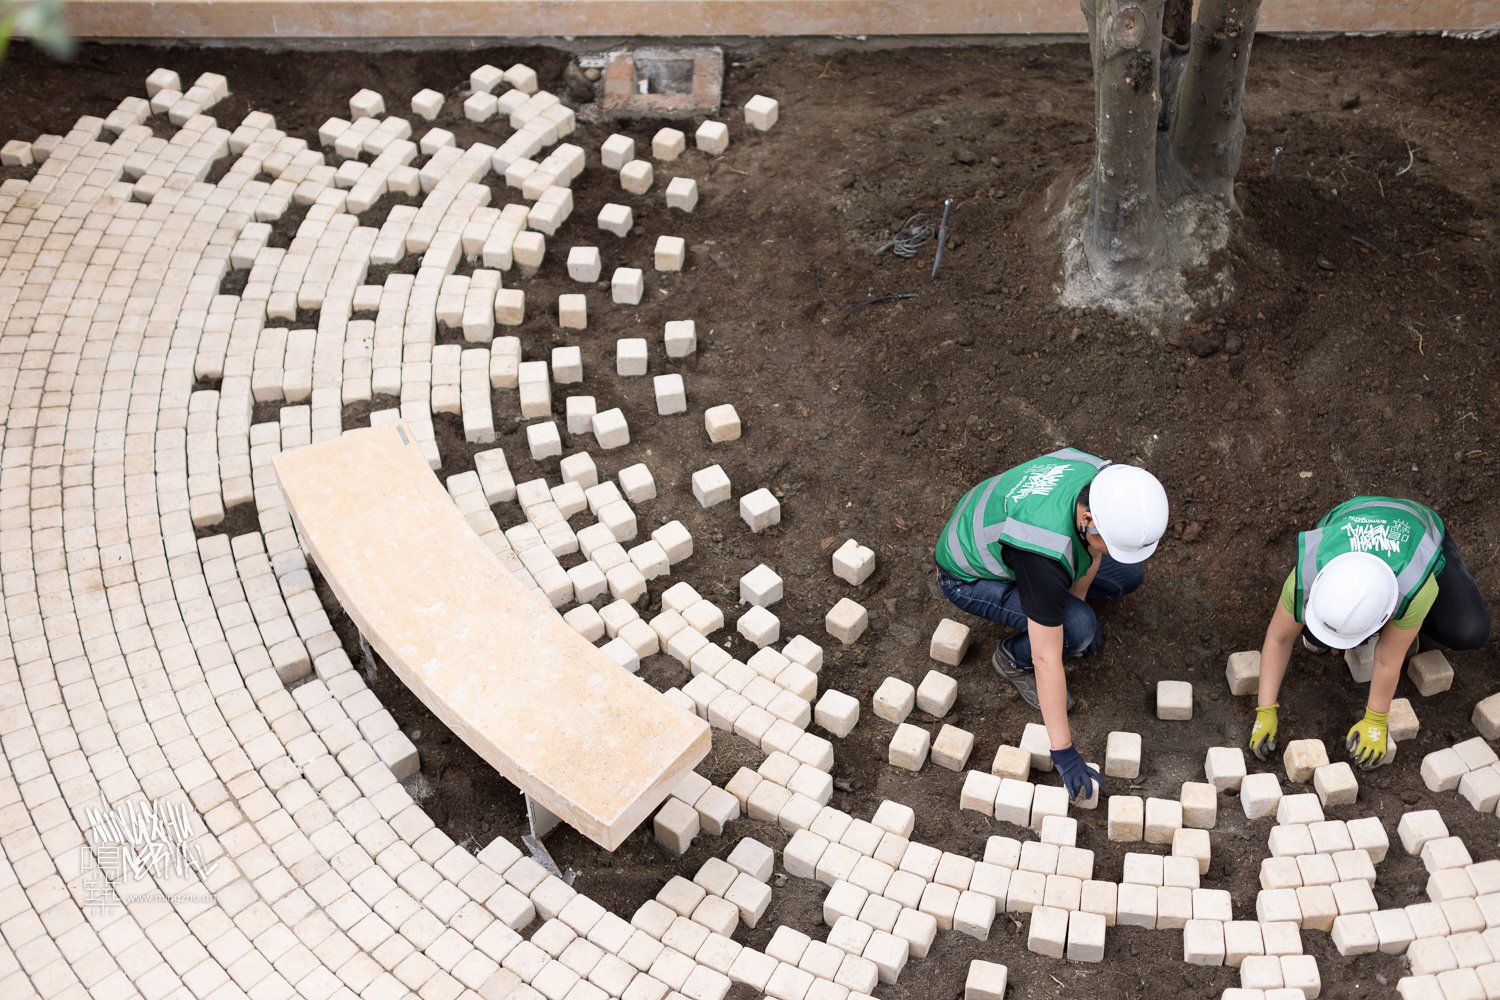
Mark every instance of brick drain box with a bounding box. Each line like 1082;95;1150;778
603;47;724;120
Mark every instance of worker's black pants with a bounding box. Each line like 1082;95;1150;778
1423;532;1492;650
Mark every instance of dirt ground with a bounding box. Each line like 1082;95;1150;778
4;33;1499;999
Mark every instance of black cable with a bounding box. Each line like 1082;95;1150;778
814;266;917;321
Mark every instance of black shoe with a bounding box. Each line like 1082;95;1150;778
992;637;1075;711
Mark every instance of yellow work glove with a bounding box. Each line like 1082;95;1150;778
1249;704;1280;761
1346;708;1390;770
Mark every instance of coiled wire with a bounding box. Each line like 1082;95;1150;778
875;213;935;258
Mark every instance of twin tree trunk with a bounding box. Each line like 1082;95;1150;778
1080;0;1262;291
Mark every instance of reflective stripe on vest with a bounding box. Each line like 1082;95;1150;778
1398;529;1442;595
1297;527;1324;620
971;478;1009;577
1000;517;1077;571
1022;449;1105;573
943;483;984;579
1336;497;1443;540
992;455;1101;582
1046;448;1111;470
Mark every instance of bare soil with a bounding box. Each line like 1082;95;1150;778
5;34;1498;999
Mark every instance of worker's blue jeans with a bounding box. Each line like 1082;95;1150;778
937;559;1145;668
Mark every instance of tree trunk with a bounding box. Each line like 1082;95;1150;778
1166;0;1263;203
1163;0;1193;45
1082;0;1167;289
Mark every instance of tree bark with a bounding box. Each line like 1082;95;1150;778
1082;0;1167;288
1081;0;1100;72
1166;0;1263;203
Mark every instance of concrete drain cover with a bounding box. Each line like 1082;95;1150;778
602;46;723;120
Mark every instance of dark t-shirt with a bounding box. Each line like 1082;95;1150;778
1001;543;1073;628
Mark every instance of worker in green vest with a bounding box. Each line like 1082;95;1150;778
1249;497;1492;769
934;448;1170;801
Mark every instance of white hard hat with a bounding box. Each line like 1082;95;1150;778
1088;464;1169;564
1304;551;1399;650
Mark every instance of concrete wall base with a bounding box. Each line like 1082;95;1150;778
61;0;1500;41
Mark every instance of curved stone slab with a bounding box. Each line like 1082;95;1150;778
275;422;710;850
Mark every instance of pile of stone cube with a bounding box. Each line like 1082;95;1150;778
959;768;1077;829
1422;736;1500;814
585;837;782;998
653;771;742;853
442;454;698;616
878;672;965;772
671;621;828;761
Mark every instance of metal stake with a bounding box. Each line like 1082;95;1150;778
931;198;955;278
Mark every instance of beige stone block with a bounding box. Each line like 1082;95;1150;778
695;121;730;155
1145;797;1183;844
1108;796;1143;842
1390;698;1420;741
873;677;914;723
916;670;959;717
1182;779;1218;827
1157;680;1193;720
929;619;971;665
620;159;654;194
745;95;779;130
889;724;929;771
931;725;974;771
826;599;868;644
1284;739;1330;783
655;235;686;271
990;745;1030;780
1226;650;1260;696
1105;731;1141;779
704;405;740;443
1409;650;1454;696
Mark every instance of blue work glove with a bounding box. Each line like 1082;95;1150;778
1050;744;1102;802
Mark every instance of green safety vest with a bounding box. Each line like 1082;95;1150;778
1293;496;1446;623
934;448;1109;584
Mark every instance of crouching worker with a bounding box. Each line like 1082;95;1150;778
1249;496;1492;769
934;448;1170;801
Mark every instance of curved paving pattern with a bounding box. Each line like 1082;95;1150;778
0;62;1496;1000
0;66;847;1000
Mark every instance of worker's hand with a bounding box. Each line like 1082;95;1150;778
1050;744;1102;802
1249;704;1280;761
1346;708;1390;770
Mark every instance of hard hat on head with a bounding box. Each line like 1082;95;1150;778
1304;551;1399;650
1087;464;1169;564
